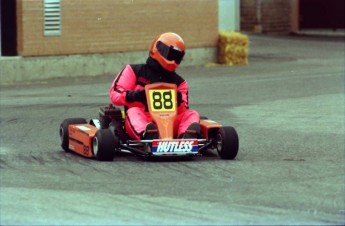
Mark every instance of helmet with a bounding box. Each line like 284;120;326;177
149;32;186;72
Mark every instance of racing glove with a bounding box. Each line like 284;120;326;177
177;91;183;106
125;90;146;103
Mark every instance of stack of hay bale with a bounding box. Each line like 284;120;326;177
218;31;249;66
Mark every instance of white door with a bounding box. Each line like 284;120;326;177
218;0;240;31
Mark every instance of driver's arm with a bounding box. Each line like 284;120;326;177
109;65;137;106
177;80;189;112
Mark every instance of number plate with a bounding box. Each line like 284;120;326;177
148;89;176;112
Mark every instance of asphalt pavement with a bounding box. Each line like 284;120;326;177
0;34;344;225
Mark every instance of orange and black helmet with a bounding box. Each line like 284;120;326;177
149;32;186;72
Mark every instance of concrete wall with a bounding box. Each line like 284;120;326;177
0;47;216;84
17;0;218;56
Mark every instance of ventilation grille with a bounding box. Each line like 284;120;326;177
43;0;61;36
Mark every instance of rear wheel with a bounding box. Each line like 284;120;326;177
216;126;239;160
60;118;87;152
92;129;118;161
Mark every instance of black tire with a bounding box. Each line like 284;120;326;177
92;129;118;161
60;118;87;152
216;126;239;160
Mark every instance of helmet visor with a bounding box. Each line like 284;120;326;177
156;41;185;64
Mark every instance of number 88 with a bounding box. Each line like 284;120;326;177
152;91;173;110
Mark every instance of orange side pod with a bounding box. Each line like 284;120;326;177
68;124;98;158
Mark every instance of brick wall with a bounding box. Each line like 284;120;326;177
17;0;218;56
239;0;257;31
240;0;292;34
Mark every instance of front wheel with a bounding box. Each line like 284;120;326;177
92;129;118;161
216;126;239;160
60;118;87;152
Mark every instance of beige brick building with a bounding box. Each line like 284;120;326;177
16;0;218;57
1;0;343;84
1;0;343;57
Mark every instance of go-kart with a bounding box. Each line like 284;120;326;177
59;83;239;161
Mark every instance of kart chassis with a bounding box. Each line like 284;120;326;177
60;83;239;161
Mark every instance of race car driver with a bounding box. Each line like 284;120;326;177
109;32;200;140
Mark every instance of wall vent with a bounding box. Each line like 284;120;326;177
43;0;61;36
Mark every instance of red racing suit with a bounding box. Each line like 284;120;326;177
109;57;200;140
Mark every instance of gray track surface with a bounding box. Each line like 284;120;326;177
1;35;344;225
